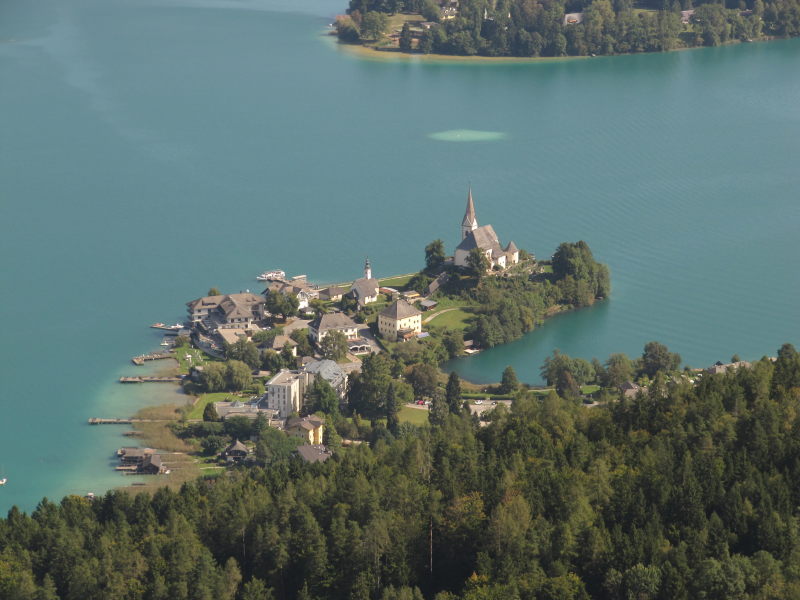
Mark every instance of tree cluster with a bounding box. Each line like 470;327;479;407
468;240;609;349
3;344;800;599
343;0;799;57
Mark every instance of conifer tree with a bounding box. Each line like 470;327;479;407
445;371;462;414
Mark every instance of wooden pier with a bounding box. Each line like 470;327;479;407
131;352;174;366
119;376;183;383
88;418;172;425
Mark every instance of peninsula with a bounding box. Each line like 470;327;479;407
335;0;800;58
96;188;609;485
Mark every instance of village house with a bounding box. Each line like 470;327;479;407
319;286;345;302
213;399;279;422
454;189;520;271
348;258;379;307
140;454;167;475
378;299;422;341
706;360;752;375
117;447;155;466
286;416;325;445
620;381;646;399
308;312;360;344
301;359;348;399
269;334;298;356
420;299;438;311
266;278;318;310
186;292;266;331
295;444;332;464
217;328;250;346
222;439;250;464
425;272;449;297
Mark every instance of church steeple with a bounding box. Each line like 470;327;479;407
461;186;478;240
364;257;372;280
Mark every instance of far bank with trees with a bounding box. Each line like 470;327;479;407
335;0;800;58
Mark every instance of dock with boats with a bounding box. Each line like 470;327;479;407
131;352;174;365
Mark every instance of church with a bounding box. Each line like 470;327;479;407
454;188;519;270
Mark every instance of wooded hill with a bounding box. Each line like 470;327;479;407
2;343;800;599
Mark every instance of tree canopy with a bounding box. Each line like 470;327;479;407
4;345;800;599
341;0;797;58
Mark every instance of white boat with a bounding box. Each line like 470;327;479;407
256;269;285;281
0;478;6;486
151;322;183;331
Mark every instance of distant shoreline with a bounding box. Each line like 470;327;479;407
326;29;777;64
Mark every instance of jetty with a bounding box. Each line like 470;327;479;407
131;352;174;365
88;418;170;425
119;376;183;383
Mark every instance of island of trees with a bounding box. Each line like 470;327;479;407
2;342;800;599
335;0;800;57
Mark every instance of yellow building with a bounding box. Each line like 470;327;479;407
286;416;324;445
378;299;422;341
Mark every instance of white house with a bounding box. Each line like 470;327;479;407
308;312;360;344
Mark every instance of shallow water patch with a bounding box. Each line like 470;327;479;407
428;129;508;142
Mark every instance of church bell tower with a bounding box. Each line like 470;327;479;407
461;186;478;240
364;257;372;280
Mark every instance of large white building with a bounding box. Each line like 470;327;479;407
453;188;519;271
265;369;309;418
186;292;266;330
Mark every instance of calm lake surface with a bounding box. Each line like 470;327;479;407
1;0;799;512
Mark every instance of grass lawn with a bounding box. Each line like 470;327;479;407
185;392;233;420
581;385;601;394
172;344;217;374
399;405;429;426
379;274;415;289
386;13;424;33
425;307;474;331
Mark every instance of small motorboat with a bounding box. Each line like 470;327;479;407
0;478;7;486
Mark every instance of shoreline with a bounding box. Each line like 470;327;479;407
327;30;780;64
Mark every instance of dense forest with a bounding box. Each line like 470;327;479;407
2;343;800;599
339;0;800;57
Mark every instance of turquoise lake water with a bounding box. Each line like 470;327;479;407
1;0;799;512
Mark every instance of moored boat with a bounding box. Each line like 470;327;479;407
256;269;285;281
151;322;183;331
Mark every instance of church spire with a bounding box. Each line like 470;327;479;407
461;186;478;240
364;257;372;280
